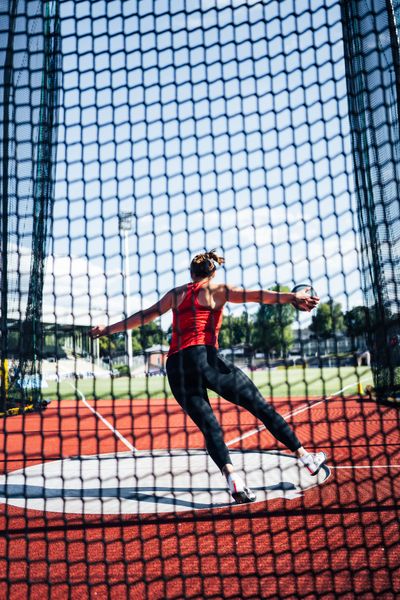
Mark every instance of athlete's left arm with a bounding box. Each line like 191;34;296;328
90;290;173;338
220;284;319;311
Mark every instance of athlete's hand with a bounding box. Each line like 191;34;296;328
90;324;109;338
292;287;320;312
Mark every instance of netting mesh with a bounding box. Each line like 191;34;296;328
0;0;60;410
0;1;399;598
342;0;400;398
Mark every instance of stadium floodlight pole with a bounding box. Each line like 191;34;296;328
119;212;134;373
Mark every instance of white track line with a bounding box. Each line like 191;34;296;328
67;382;136;453
226;378;371;447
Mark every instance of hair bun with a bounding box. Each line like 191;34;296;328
190;250;225;276
205;250;225;266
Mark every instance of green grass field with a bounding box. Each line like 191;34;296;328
42;366;373;402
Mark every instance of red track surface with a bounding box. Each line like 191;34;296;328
1;395;399;599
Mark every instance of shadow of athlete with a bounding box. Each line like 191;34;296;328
91;250;326;504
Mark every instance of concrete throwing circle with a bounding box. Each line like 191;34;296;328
0;450;330;515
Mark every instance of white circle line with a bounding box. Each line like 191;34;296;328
0;450;331;515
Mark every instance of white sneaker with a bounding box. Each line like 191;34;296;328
227;473;256;504
301;452;327;476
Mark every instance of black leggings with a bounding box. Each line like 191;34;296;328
166;345;302;471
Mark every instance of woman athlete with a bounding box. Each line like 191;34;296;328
91;251;327;504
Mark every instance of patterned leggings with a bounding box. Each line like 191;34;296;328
166;345;302;471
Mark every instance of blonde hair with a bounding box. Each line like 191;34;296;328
190;250;225;278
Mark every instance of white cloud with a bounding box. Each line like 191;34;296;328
42;254;141;326
4;246;140;327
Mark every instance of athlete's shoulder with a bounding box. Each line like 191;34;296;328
169;283;190;308
209;282;228;292
171;283;189;295
212;284;247;304
210;283;230;306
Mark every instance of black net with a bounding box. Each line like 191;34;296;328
0;0;60;411
341;0;400;401
0;1;399;599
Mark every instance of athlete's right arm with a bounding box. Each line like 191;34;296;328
222;285;319;311
90;287;184;338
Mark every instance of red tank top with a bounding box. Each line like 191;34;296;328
168;282;224;357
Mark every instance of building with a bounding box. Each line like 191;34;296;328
291;327;367;361
144;344;169;374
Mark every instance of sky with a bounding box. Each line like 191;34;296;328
43;0;363;328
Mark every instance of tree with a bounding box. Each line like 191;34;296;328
133;321;167;351
130;330;144;354
251;286;296;357
218;314;253;349
310;300;345;339
344;305;369;338
98;333;124;357
99;322;167;358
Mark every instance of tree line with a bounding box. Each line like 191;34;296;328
99;286;369;358
218;298;368;356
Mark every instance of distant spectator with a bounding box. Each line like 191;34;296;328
357;348;371;367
